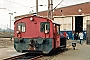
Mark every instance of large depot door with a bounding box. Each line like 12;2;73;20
75;16;83;33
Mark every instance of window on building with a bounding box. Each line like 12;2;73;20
17;22;26;32
60;10;62;12
63;24;67;30
60;24;63;30
68;24;71;29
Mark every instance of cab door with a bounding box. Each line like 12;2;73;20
55;24;60;48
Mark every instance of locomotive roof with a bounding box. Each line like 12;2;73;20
52;20;60;25
14;14;47;20
14;14;60;25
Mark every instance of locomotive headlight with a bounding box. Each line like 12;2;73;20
17;31;20;34
45;30;47;33
30;17;34;21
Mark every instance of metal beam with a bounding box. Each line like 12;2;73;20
36;0;38;15
48;0;53;20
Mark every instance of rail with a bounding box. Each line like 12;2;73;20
3;53;43;60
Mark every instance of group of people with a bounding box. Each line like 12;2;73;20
60;31;84;44
72;32;84;45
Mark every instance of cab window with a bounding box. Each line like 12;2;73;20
40;22;50;32
17;22;26;32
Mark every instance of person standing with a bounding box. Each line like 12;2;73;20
79;32;83;44
63;32;67;38
72;32;74;40
76;32;79;40
74;32;78;40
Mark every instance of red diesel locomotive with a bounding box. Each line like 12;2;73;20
14;15;66;54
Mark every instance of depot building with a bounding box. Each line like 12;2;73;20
15;2;90;39
38;2;90;32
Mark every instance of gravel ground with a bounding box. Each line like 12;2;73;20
0;38;90;60
41;40;90;60
0;38;13;47
0;38;23;60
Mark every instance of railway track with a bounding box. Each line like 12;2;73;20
3;53;43;60
3;48;70;60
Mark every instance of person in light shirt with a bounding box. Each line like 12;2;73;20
79;32;84;45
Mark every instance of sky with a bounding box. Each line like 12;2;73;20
0;0;90;29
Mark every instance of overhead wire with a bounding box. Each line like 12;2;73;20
3;0;47;14
4;0;31;8
4;0;47;8
4;0;34;13
53;0;71;10
1;0;31;14
53;0;64;10
59;4;69;7
2;0;69;14
63;0;69;6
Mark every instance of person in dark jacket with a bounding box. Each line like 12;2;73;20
74;32;78;40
